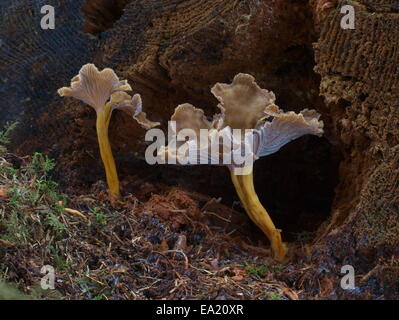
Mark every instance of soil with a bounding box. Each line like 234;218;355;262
0;0;398;299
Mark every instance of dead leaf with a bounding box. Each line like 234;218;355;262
282;288;299;300
231;268;246;281
0;187;8;199
111;264;128;274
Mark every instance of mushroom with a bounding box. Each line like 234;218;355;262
158;74;323;261
58;64;159;197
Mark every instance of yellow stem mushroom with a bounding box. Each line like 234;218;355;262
58;64;159;197
158;74;323;262
231;171;287;261
96;102;119;195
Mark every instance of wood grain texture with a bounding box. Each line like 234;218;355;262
0;0;97;149
311;0;399;264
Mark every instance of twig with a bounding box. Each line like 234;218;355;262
204;211;231;223
64;208;88;222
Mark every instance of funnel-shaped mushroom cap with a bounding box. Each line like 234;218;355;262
159;73;324;173
255;105;324;157
158;103;213;164
58;64;131;112
108;91;160;130
211;73;276;130
170;103;215;136
158;103;256;172
58;63;159;130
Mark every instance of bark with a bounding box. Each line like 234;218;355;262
1;0;398;295
311;0;399;260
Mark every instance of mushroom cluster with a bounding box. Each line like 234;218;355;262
58;64;159;197
58;66;323;261
159;74;324;261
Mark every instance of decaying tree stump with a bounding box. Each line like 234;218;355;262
306;0;399;297
1;0;398;296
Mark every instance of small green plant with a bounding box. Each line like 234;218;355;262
54;196;67;212
268;292;282;300
0;151;68;244
91;207;108;224
242;261;269;277
76;275;107;299
6;187;22;206
0;122;18;156
0;165;18;176
30;152;56;174
36;177;58;194
51;247;72;271
95;212;107;224
3;210;30;245
0;122;18;146
46;213;67;234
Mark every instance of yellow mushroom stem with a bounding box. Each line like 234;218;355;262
231;170;287;261
95;103;120;197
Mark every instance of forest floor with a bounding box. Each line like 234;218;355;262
0;123;384;300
